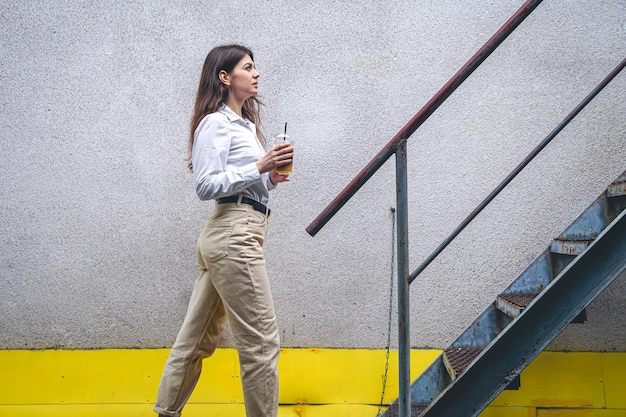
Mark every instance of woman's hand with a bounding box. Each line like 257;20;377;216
269;170;290;184
256;142;294;174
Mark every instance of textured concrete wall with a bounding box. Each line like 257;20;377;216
1;0;624;350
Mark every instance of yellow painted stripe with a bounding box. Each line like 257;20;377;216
538;410;626;417
0;348;440;405
1;349;174;404
478;407;536;417
2;405;624;417
278;348;441;404
1;349;625;417
491;352;606;408
0;404;379;417
603;353;626;408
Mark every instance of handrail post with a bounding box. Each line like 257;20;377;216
396;140;410;417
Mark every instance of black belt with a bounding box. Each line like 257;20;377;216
216;196;270;216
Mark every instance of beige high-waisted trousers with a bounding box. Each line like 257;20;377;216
154;202;280;417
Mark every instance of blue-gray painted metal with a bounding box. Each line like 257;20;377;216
418;209;626;417
607;173;626;197
450;305;511;349
395;140;410;417
549;192;626;256
556;195;609;240
551;194;610;256
504;248;552;294
384;355;451;411
407;356;450;406
384;171;625;415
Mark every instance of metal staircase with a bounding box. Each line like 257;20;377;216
305;2;625;415
383;170;626;417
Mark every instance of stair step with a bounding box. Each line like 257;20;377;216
551;191;617;255
607;172;626;197
497;292;587;323
496;292;537;318
443;348;482;380
551;237;594;255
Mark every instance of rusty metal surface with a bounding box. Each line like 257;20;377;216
551;238;594;255
499;293;537;308
607;171;626;197
496;293;537;318
443;348;483;379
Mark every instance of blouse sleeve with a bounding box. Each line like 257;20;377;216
192;117;262;201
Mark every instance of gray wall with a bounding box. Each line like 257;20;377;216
1;0;624;351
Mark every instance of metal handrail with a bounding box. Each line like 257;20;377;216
306;0;545;237
410;55;626;284
306;2;544;417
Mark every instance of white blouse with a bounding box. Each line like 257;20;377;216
192;104;275;205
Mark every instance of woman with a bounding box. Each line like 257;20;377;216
154;44;293;417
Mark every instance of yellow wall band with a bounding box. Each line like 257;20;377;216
1;349;625;416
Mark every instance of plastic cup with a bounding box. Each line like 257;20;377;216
275;133;294;173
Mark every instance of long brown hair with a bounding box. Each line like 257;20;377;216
187;44;264;171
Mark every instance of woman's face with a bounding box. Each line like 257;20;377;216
222;54;260;101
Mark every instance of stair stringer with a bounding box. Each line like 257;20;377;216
381;171;626;417
415;208;626;417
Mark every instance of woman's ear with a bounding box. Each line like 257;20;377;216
219;70;230;87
